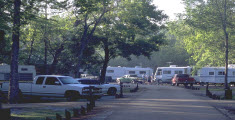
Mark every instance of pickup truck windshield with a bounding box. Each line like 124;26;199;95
58;77;79;84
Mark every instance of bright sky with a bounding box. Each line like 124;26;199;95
152;0;185;20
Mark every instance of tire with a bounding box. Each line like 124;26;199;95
157;80;162;85
107;88;117;96
65;91;80;101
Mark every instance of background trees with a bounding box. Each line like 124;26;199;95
96;0;168;83
169;0;235;97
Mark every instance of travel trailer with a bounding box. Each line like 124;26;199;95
154;65;235;85
0;64;36;81
106;66;153;80
197;67;235;84
154;65;192;83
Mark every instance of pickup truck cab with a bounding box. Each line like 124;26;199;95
171;74;195;86
76;78;120;96
0;75;102;101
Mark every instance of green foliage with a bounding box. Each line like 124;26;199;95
97;0;168;59
169;0;235;69
109;34;191;68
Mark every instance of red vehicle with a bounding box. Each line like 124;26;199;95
171;74;195;86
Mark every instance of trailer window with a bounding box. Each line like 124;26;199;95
175;70;183;74
233;71;235;76
218;71;225;75
107;70;114;73
157;69;162;75
140;71;146;74
19;73;33;81
209;72;214;75
129;71;135;74
21;68;28;71
36;77;44;84
163;70;171;74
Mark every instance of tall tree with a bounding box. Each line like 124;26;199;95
8;0;21;104
72;0;109;77
170;0;235;98
183;0;235;90
97;0;168;83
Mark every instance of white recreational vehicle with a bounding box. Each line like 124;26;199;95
197;66;235;84
106;66;153;80
0;64;36;81
154;65;235;85
154;65;192;83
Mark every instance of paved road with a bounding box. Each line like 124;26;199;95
94;85;229;120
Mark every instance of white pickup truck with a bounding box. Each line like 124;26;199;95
0;75;102;101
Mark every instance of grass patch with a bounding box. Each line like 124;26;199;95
199;88;224;91
11;108;64;120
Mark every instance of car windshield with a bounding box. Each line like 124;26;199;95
58;77;79;84
130;75;138;77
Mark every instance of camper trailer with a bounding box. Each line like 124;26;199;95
106;66;153;80
0;64;36;81
154;65;235;85
197;67;235;84
154;65;192;83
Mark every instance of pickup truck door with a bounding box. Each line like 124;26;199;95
32;76;46;96
40;77;64;97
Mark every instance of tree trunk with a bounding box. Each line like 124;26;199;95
44;37;48;74
8;0;21;104
49;45;64;74
75;7;106;78
26;30;35;65
44;0;49;75
0;30;5;48
100;40;110;83
222;0;229;90
76;23;88;78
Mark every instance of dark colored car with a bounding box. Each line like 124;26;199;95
171;74;195;86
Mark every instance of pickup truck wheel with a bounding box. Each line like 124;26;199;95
65;91;80;101
107;88;117;96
